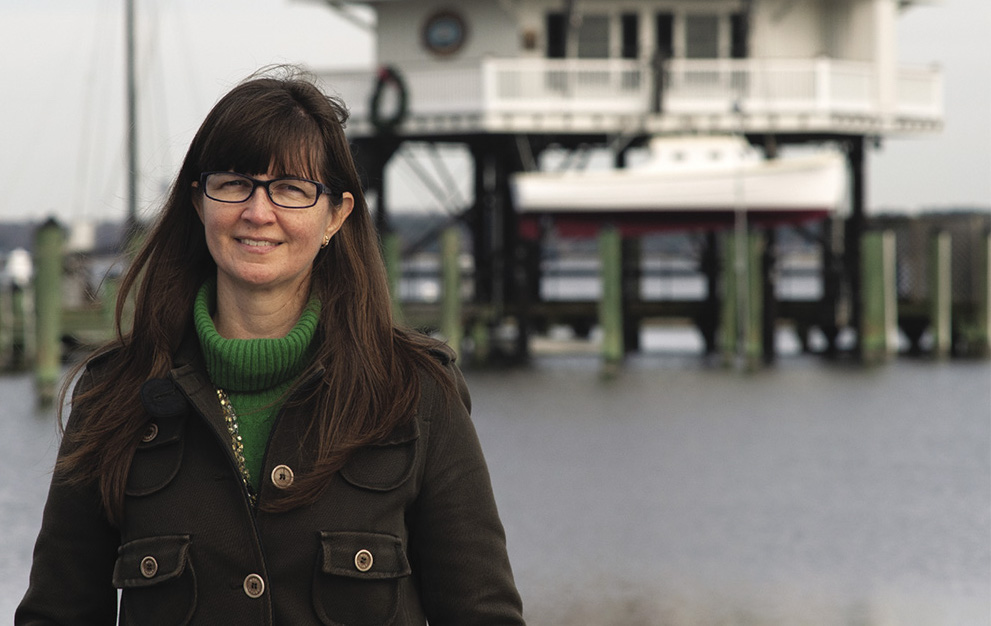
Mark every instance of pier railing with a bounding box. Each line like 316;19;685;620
319;57;942;135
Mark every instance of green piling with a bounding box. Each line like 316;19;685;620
469;316;491;365
718;231;737;365
34;218;63;406
860;230;898;363
10;285;30;369
979;231;991;357
719;230;763;369
102;276;119;331
960;230;991;357
599;226;624;373
979;231;991;356
0;285;8;367
929;231;952;359
381;231;404;324
743;231;764;368
440;227;463;358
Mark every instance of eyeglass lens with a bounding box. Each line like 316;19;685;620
204;173;319;208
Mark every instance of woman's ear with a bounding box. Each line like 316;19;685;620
191;182;204;222
324;192;354;241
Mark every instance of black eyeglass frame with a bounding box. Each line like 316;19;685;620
198;171;335;209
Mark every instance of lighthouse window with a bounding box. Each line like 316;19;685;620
577;15;609;58
731;12;749;58
685;14;719;59
546;12;566;58
621;13;639;59
422;10;468;57
655;13;674;59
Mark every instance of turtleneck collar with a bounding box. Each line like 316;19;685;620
193;281;321;393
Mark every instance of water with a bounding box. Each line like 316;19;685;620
3;349;989;625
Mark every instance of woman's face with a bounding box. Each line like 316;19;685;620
193;170;353;298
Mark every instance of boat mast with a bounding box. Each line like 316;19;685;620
124;0;138;236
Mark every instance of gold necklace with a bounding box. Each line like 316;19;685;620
216;388;257;506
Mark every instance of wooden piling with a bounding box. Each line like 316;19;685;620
599;226;624;372
959;230;991;357
469;316;491;365
718;231;737;365
719;230;764;369
743;231;764;368
929;230;952;358
860;230;898;363
0;285;17;368
440;226;463;358
621;237;642;352
381;231;404;324
979;231;991;356
10;285;31;368
34;218;63;406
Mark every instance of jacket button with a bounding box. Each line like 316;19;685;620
140;556;158;578
243;573;265;598
141;423;159;443
271;464;294;489
354;549;373;572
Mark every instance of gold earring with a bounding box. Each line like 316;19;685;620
321;235;331;249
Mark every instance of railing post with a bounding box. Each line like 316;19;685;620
34;218;63;406
599;226;624;374
929;230;952;359
815;57;830;114
860;230;898;363
481;58;497;117
440;226;463;358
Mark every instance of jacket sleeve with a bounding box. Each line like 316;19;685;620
409;360;525;625
15;371;121;625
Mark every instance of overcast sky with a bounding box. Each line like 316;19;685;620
0;0;988;225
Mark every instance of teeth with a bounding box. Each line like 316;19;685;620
239;239;276;247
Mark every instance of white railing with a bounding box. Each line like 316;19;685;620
483;58;650;114
317;57;942;130
897;64;944;117
664;58;877;115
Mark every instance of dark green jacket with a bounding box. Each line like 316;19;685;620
17;339;524;625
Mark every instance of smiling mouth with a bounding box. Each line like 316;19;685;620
237;238;279;248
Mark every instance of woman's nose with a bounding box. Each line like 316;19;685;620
239;185;277;223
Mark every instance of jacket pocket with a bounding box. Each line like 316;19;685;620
113;535;196;625
313;531;411;626
340;420;419;491
125;415;185;496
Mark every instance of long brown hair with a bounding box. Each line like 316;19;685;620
57;66;453;523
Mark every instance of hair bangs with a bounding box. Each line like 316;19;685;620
196;97;328;183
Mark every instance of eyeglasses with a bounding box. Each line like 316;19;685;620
199;172;333;209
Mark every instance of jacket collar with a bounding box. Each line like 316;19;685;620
166;330;231;455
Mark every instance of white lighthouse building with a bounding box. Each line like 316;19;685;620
319;0;942;138
315;0;944;361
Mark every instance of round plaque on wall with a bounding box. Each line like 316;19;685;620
422;10;468;57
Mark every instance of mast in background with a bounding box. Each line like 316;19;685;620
124;0;138;238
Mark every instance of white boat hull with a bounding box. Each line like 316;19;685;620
511;136;847;217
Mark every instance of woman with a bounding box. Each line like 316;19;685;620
17;67;524;625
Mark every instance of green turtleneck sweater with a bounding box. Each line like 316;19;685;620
193;282;320;491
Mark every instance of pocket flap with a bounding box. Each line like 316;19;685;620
340;420;418;491
370;418;418;447
126;416;185;497
113;535;192;589
319;531;410;580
